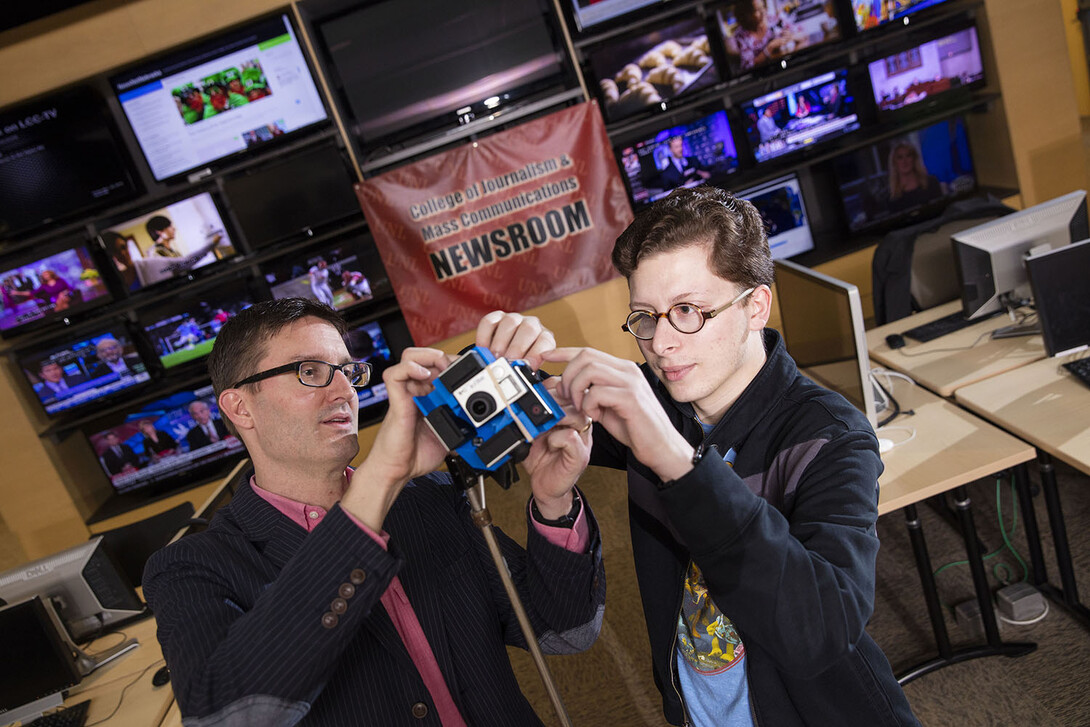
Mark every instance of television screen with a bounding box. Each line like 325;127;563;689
852;0;951;32
741;67;859;164
86;385;245;495
617;109;739;209
735;173;814;259
96;191;238;292
17;326;151;417
868;25;984;114
313;0;569;152
589;16;720;123
0;239;112;336
262;236;391;313
343;314;415;421
0;86;139;240
567;0;662;32
109;13;328;182
832;115;976;233
221;142;361;249
139;284;255;369
715;0;842;77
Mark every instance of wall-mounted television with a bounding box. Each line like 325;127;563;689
735;173;813;259
221;141;361;249
0;86;139;241
588;15;719;123
715;0;843;77
832;115;976;233
852;0;952;32
261;235;391;314
308;0;573;157
616;108;739;209
868;24;984;115
741;67;858;164
16;324;151;417
109;12;328;182
85;385;245;496
343;313;414;424
95;190;238;292
138;281;256;370
0;237;112;338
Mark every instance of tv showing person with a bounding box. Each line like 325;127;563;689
659;135;711;188
87;337;143;379
887;141;944;215
100;431;141;475
756;105;782;143
184;400;231;450
307;258;335;307
33;360;87;404
138;418;178;458
719;0;841;75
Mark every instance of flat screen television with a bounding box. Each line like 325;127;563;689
0;237;112;338
952;189;1088;319
715;0;843;77
95;190;238;292
261;235;391;314
221;141;361;249
309;0;572;156
565;0;664;33
138;282;256;370
85;384;246;497
1026;238;1090;358
0;86;139;241
0;597;83;725
343;313;414;424
16;325;151;417
589;15;720;124
832;115;976;233
852;0;952;32
741;67;859;164
616;108;739;209
774;258;878;428
735;173;814;259
868;24;984;115
109;12;329;182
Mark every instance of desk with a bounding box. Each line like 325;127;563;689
866;301;1045;398
874;376;1037;682
955;351;1090;627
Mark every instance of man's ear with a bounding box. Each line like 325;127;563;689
748;284;773;331
218;389;254;433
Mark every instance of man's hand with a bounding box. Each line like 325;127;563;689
524;382;592;519
476;311;555;370
542;347;695;483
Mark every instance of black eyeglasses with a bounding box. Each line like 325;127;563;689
231;360;372;390
621;287;755;340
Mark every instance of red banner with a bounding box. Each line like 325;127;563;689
356;102;633;346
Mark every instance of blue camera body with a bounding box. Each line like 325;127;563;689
414;346;564;477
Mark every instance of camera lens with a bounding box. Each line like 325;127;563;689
465;392;497;422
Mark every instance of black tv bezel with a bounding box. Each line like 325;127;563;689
0;234;116;340
106;9;332;185
612;103;741;211
830;113;979;236
0;84;142;244
14;318;154;420
92;187;243;296
865;18;985;121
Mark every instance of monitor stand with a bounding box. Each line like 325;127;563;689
991;322;1041;339
43;597;139;676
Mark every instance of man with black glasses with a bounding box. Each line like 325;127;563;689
544;187;918;726
144;297;604;726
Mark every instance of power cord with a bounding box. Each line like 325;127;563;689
84;658;166;727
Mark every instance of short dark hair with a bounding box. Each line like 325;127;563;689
207;298;347;401
145;215;173;240
612;186;774;291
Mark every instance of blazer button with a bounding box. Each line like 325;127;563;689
331;597;348;614
411;702;428;719
339;583;356;599
321;612;338;629
349;568;367;585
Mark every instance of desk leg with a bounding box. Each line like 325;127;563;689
1013;463;1048;586
905;504;951;658
1035;450;1090;629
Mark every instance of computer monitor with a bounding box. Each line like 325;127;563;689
735;173;814;259
0;538;144;643
1025;238;1090;357
774;258;878;428
0;596;82;726
952;189;1088;319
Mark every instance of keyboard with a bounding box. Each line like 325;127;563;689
25;700;90;727
1063;358;1090;389
903;310;993;343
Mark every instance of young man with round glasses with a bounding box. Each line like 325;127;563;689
545;186;917;726
143;297;605;726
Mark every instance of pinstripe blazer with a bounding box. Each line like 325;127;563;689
143;471;605;726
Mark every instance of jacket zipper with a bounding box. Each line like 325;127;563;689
669;560;693;727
